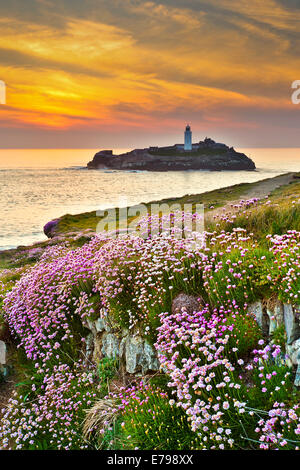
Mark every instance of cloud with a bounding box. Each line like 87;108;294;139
0;0;299;146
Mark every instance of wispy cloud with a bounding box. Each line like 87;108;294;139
0;0;299;147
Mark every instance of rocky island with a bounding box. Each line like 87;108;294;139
87;127;256;171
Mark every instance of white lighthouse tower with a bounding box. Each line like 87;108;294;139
184;124;192;151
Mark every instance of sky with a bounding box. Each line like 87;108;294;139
0;0;300;148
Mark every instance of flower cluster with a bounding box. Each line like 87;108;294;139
253;403;300;450
267;231;300;302
155;306;300;450
211;197;261;226
0;361;98;450
155;305;247;449
1;209;299;450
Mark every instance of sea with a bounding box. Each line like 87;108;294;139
0;148;299;250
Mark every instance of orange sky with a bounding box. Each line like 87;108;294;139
0;0;300;148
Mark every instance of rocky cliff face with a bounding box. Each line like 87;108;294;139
81;294;300;386
87;139;256;171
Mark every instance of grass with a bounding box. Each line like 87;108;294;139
45;173;300;237
113;386;203;450
206;177;300;241
53;181;255;235
98;357;119;398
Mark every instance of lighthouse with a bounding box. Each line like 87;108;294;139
184;124;192;151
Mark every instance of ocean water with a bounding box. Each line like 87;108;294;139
0;148;299;250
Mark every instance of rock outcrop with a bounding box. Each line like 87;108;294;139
43;219;59;238
83;314;159;376
83;297;300;385
87;138;256;172
83;293;202;375
247;300;300;386
0;340;7;379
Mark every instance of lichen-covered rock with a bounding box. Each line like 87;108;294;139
266;308;277;335
86;317;111;335
274;301;284;326
0;340;6;365
143;341;160;372
248;301;274;336
101;333;120;360
284;303;300;344
119;335;159;375
286;338;300;366
248;301;267;329
84;333;94;363
95;317;111;333
295;365;300;387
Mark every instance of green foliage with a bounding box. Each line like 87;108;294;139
206;178;300;243
249;357;296;409
115;387;202;450
203;246;274;306
98;357;119;397
271;325;287;352
227;311;261;358
148;373;170;391
100;418;122;450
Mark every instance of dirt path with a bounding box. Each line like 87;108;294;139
207;172;295;220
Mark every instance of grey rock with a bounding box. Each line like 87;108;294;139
95;318;110;333
143;341;160;373
248;301;264;328
85;315;111;335
294;364;300;387
124;336;144;374
266;309;277;335
101;333;120;359
0;340;6;365
120;335;159;375
286;339;300;365
43;219;59;238
86;319;97;335
284;303;300;344
84;333;94;363
274;301;284;326
248;301;270;335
